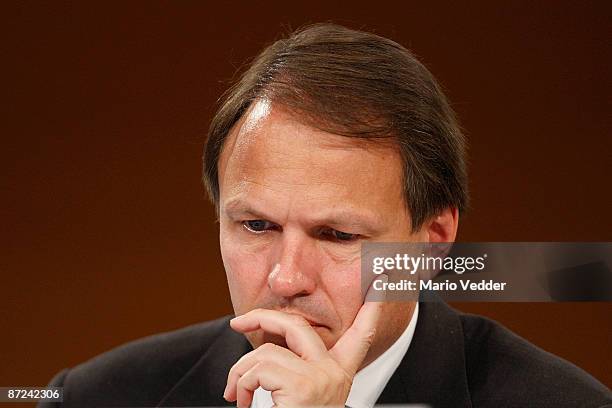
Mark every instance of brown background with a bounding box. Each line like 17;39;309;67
1;1;611;404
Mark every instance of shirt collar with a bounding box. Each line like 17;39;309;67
345;302;419;408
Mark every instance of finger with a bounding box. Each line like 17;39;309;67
230;309;327;360
235;361;299;408
329;275;386;375
224;342;306;401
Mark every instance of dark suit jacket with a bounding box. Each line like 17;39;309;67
40;301;611;407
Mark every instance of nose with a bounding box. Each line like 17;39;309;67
268;232;317;298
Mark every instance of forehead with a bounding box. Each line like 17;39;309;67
217;101;405;219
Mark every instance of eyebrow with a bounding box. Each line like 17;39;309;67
222;198;383;234
223;199;271;222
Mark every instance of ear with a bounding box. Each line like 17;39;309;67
424;207;459;243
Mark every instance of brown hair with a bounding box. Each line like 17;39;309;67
203;23;468;232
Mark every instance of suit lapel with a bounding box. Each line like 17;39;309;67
377;300;473;407
157;318;252;407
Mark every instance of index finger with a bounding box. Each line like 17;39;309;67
230;309;328;360
329;274;387;375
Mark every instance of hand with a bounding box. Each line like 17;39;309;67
224;282;384;407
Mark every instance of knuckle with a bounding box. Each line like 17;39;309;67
257;360;273;371
298;375;314;395
238;364;258;386
362;328;377;345
236;373;248;388
259;342;278;353
255;343;283;360
321;370;333;387
229;361;244;377
234;353;251;366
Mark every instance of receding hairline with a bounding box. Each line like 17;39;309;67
203;22;469;232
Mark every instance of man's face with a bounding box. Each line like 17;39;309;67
218;100;425;352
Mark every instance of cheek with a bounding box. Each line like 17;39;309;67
220;229;271;314
320;258;364;332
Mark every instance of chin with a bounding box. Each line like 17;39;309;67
312;325;337;349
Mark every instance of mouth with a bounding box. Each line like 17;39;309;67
304;318;324;327
284;312;328;329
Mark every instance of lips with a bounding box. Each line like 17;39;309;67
284;311;327;328
301;316;322;326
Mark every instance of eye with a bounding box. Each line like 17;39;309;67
242;220;278;233
322;228;360;242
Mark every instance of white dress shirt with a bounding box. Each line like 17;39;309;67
250;302;419;408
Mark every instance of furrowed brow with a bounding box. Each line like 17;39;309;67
314;211;382;235
223;198;272;221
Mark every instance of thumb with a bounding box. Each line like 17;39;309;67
329;274;386;376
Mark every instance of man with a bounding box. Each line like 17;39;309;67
42;23;610;407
